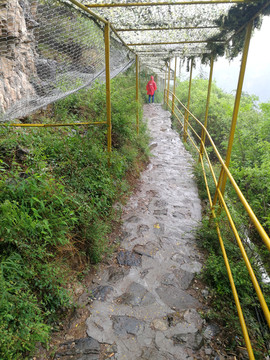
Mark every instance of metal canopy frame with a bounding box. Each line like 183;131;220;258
81;0;268;63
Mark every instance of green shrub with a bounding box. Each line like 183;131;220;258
0;69;149;359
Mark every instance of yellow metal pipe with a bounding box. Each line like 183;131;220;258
110;24;135;54
1;121;106;127
136;55;139;135
116;26;220;32
217;187;270;328
167;61;171;105
184;59;193;142
164;64;168;104
127;40;224;46
199;156;255;360
67;0;108;24
172;57;177;114
169;92;270;251
105;23;112;164
199;55;214;160
217;21;252;199
85;0;245;8
199;132;270;327
174;93;270;328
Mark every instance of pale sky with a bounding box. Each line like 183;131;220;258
180;16;270;103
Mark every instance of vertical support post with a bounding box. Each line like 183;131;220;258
136;55;139;135
164;64;168;103
104;23;111;165
199;55;214;161
213;21;252;205
183;58;193;142
172;57;177;114
167;59;170;105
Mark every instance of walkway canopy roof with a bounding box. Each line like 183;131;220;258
82;0;270;73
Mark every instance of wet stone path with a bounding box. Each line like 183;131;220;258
55;104;221;360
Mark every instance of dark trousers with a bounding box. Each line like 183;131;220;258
148;93;155;103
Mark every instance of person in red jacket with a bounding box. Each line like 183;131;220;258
146;76;157;103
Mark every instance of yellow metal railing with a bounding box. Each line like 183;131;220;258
164;88;270;359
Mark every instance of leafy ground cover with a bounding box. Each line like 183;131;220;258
173;77;270;358
0;70;149;359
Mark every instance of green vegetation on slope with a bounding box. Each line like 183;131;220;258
174;77;270;357
0;71;149;359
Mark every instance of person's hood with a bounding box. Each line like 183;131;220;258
150;76;154;81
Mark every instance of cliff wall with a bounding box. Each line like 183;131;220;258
0;0;38;116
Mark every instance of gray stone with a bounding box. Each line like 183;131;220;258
161;273;177;286
153;222;164;235
180;261;202;274
174;269;195;290
89;285;113;302
112;315;145;336
139;347;173;360
133;242;159;258
149;142;158;150
107;266;129;282
117;282;155;306
193;333;204;350
156;285;201;310
154;199;168;207
126;215;141;223
137;224;150;235
201;289;209;298
205;348;212;355
154;208;168;215
151;319;168;331
55;337;100;359
117;250;142;267
203;324;220;340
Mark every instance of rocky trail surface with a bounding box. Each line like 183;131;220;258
53;104;227;360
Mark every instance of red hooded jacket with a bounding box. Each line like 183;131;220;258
146;76;157;96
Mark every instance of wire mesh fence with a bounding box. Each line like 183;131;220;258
0;0;135;122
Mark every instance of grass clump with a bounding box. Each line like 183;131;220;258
0;70;149;359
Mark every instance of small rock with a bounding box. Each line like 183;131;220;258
201;289;209;298
205;348;212;355
74;284;84;296
193;333;204;350
156;285;201;311
89;285;113;302
117;250;142;267
55;337;100;359
153;208;168;216
133;242;159;258
112;315;145;336
149;142;158;150
203;324;220;340
117;282;155;306
152;319;168;331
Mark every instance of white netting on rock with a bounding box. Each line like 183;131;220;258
0;0;134;122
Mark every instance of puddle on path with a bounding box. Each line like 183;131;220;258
50;104;235;360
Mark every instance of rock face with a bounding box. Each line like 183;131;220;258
0;0;37;117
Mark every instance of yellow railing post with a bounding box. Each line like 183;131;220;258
164;64;168;103
167;60;171;105
172;57;177;114
136;54;139;134
213;21;252;205
199;55;214;161
105;23;112;165
184;58;193;142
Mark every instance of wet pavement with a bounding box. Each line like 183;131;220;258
55;104;221;360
